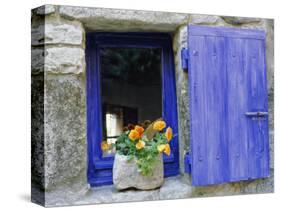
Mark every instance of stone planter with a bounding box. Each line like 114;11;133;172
113;153;164;190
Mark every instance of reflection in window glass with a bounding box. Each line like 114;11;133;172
106;113;123;142
100;48;162;157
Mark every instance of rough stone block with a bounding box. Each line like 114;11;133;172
46;47;85;74
31;75;45;188
34;5;56;15
190;14;222;25
59;5;189;32
159;177;192;199
264;19;274;91
44;75;86;189
241;169;274;194
222;16;262;25
31;48;44;74
173;25;190;173
32;18;84;46
32;47;85;74
192;182;242;197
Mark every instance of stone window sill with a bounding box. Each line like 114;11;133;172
76;176;192;205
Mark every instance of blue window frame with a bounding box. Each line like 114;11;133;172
86;32;179;186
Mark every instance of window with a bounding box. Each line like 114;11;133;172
186;25;270;186
100;48;162;157
86;33;179;186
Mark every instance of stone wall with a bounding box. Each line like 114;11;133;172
31;5;88;205
31;5;274;207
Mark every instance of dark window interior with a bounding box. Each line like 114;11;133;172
100;48;162;156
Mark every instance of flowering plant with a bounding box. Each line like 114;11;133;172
102;119;173;176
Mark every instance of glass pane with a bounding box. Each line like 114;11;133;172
100;48;162;157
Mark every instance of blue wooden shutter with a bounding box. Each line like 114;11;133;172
188;25;269;186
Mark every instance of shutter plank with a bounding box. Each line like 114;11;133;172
205;36;228;184
226;38;249;181
189;35;228;185
189;35;209;185
245;39;270;179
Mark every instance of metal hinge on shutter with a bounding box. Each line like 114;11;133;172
184;152;191;174
181;48;189;72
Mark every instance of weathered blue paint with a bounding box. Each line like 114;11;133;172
86;32;179;186
188;25;269;186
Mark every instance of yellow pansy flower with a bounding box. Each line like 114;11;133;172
101;141;109;151
157;144;166;153
153;120;166;131
136;140;145;150
164;144;171;156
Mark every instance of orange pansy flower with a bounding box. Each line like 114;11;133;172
134;125;144;137
165;127;173;142
128;129;140;141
